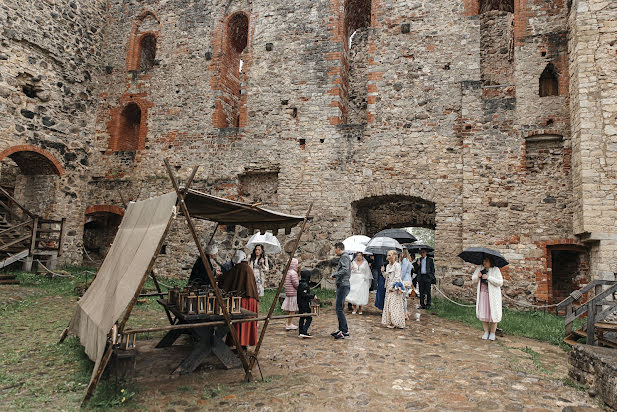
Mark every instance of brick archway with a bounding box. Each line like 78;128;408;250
85;204;125;217
0;145;64;176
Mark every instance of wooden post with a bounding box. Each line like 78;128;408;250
586;301;596;346
164;160;251;374
565;303;573;336
23;217;38;272
57;218;66;257
82;344;114;405
246;203;313;381
151;272;174;325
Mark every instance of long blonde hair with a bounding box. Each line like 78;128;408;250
402;248;411;261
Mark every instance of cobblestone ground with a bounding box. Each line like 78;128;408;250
135;296;601;411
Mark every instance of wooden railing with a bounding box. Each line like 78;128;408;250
558;279;617;345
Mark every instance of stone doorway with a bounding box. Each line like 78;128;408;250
351;195;436;236
548;245;589;305
0;145;63;219
83;206;123;265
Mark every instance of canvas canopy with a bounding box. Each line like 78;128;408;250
184;189;305;233
66;190;307;390
68;192;177;383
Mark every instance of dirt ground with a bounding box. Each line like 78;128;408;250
0;283;604;411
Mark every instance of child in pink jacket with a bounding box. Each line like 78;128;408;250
282;258;299;330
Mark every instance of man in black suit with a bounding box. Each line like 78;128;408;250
413;248;435;309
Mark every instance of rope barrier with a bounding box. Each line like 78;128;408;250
434;285;573;310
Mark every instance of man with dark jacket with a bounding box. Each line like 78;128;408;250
413;248;435;309
297;269;316;338
331;242;351;339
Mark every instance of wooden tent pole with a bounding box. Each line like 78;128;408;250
246;203;313;381
164;160;251;373
183;166;199;193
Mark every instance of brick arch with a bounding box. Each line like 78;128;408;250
85;204;125;217
126;10;161;71
0;145;65;176
349;181;438;206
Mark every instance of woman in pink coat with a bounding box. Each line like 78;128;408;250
282;258;300;330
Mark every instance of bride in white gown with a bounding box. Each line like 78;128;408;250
346;252;373;314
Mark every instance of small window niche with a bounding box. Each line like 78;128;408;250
539;63;559;97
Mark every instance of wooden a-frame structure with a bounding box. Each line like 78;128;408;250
61;161;312;405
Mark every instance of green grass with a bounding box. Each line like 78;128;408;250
428;297;583;348
259;288;336;315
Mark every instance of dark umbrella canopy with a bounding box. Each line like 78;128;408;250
405;243;434;252
373;229;417;244
458;247;509;268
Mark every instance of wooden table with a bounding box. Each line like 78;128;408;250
156;299;256;373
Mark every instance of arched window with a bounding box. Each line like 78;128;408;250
344;0;371;42
479;0;514;13
539;63;559;97
214;12;249;128
139;34;157;71
117;103;141;151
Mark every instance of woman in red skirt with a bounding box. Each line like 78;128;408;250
220;250;259;347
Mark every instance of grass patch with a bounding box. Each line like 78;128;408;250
562;377;587;392
428;297;582;348
521;346;550;373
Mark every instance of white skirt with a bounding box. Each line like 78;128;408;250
346;273;370;306
281;296;298;312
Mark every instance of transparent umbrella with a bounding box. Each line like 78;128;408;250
246;231;282;254
343;235;371;253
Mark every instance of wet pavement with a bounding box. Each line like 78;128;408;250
132;296;601;411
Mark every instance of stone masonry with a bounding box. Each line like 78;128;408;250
1;0;616;303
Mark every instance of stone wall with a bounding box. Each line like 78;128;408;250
3;0;616;305
0;0;107;262
569;344;617;410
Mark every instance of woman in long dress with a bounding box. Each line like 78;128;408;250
472;256;503;341
381;250;406;328
346;252;372;314
401;249;413;320
249;244;269;298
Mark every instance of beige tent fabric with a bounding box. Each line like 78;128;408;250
68;192;177;382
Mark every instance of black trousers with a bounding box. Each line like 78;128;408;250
298;309;312;334
419;280;432;308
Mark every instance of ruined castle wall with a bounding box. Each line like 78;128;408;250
568;0;617;281
0;0;107;263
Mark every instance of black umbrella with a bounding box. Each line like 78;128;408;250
373;229;417;244
458;247;509;268
405;243;434;252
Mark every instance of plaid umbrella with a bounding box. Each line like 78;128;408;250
365;237;403;255
373;229;417;244
457;247;509;268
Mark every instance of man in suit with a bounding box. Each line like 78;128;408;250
413;248;435;309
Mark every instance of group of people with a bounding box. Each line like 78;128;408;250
188;242;271;348
190;237;504;347
324;242;504;341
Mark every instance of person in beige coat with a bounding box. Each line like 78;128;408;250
471;257;503;341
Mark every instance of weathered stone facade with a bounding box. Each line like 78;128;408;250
1;0;616;303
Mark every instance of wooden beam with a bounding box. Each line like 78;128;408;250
82;344;114;405
0;186;34;218
246;203;313;381
164;159;251;374
123;313;316;335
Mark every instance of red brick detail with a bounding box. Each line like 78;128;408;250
0;145;65;176
533;239;588;304
126;11;161;71
85;204;125;217
463;0;480;16
211;12;251;128
107;94;154;151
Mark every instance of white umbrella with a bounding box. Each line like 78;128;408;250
365;237;403;255
246;231;281;254
343;235;371;253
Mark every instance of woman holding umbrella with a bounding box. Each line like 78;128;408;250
381;250;406;329
459;247;506;341
249;245;269;298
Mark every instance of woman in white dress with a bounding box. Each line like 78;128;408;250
249;244;269;298
381;250;406;329
346;252;372;314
